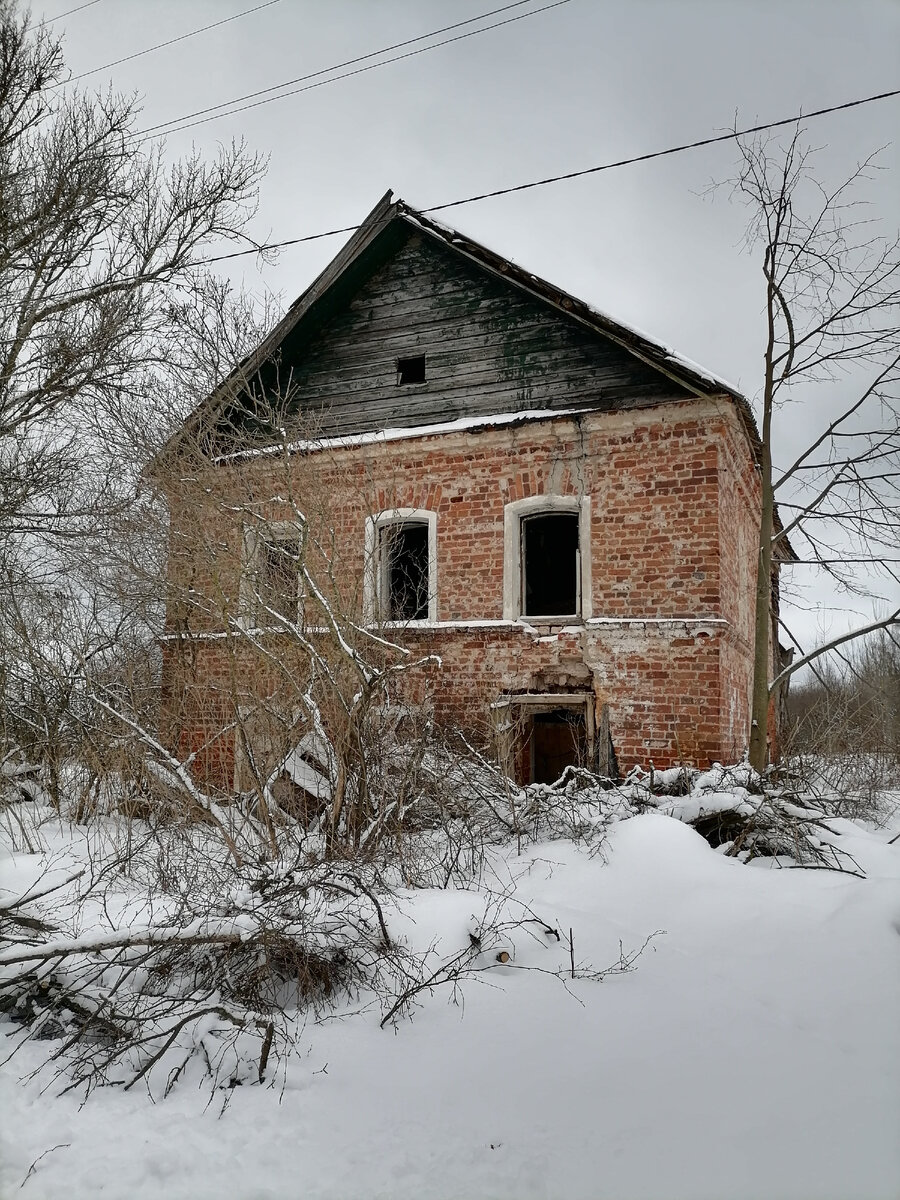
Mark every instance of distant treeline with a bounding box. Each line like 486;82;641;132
787;627;900;758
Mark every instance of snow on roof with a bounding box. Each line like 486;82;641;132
213;406;600;464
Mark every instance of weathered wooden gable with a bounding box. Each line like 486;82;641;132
225;222;693;442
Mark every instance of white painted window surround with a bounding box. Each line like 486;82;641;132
364;508;438;624
240;520;304;625
503;495;592;622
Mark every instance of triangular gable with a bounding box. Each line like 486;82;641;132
170;192;761;460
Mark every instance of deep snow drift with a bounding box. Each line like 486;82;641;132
1;790;899;1200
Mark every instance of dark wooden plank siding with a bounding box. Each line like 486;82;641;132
262;231;692;439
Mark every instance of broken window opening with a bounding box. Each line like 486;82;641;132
521;511;579;617
379;520;430;621
396;354;426;385
258;538;302;623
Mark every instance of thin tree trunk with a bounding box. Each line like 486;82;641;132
749;254;778;773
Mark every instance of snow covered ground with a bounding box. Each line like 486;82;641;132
2;798;899;1200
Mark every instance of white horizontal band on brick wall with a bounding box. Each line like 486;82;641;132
157;615;730;643
586;617;728;625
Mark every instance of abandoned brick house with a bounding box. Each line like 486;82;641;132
158;191;787;791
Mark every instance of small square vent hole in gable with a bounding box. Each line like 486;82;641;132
397;354;426;385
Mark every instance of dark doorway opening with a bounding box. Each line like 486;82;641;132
380;521;429;620
530;708;588;783
522;512;579;616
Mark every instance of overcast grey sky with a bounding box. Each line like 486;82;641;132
38;0;900;654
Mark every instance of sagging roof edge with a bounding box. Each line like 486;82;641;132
153;190;399;465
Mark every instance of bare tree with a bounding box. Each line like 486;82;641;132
735;128;900;771
785;624;900;814
0;3;264;547
151;427;445;855
0;4;277;828
0;0;443;860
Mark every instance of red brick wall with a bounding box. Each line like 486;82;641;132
160;396;761;785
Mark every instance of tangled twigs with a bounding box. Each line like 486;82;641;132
378;884;666;1029
0;832;400;1095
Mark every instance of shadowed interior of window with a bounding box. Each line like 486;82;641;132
521;512;579;616
396;354;426;385
379;521;429;620
259;539;302;622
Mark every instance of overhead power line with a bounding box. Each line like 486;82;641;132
424;88;900;214
200;85;900;265
65;0;283;83
44;0;101;22
133;0;570;141
15;83;900;306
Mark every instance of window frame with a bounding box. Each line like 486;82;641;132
502;495;592;622
364;508;438;624
241;521;305;628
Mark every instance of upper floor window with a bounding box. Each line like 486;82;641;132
258;537;302;623
503;495;591;622
380;521;429;620
241;522;303;626
365;508;437;623
521;512;579;617
397;354;426;385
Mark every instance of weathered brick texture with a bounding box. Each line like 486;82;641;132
160;396;761;785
